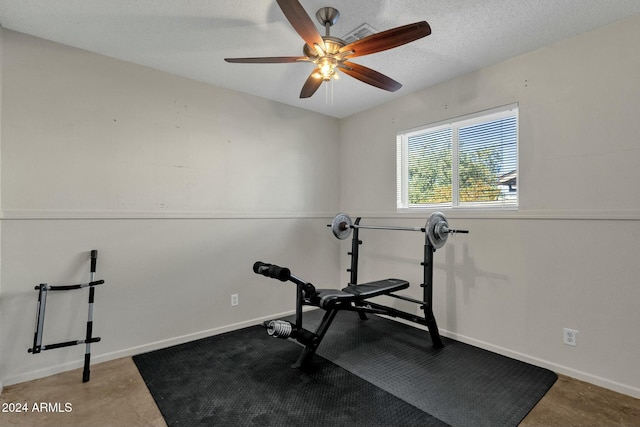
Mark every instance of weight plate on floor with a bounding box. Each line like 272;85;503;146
426;211;448;249
331;213;353;240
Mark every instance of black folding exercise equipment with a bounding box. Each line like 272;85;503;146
28;250;105;382
254;212;468;368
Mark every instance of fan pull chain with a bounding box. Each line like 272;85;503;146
325;78;334;105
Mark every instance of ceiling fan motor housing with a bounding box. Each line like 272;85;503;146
303;36;345;57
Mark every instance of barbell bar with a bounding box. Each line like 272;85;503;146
329;212;468;249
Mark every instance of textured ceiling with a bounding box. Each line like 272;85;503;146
1;0;640;118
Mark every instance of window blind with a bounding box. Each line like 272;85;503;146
398;104;518;210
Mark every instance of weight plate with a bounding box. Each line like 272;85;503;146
331;213;353;240
426;211;448;249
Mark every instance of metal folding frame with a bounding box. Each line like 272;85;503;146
28;250;105;382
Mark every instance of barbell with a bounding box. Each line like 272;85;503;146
329;211;468;249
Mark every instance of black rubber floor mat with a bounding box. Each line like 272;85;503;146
290;310;557;427
133;325;448;426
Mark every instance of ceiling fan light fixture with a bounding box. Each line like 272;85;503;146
317;56;338;80
225;1;431;99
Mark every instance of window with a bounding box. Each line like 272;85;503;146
397;104;518;210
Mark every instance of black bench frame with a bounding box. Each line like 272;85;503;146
256;217;444;368
289;277;412;368
347;217;444;349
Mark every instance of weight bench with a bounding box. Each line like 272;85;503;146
254;213;467;368
254;262;417;368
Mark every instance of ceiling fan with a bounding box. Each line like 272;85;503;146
224;0;431;98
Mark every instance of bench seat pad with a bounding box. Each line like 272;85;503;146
314;279;409;309
313;289;356;309
342;278;409;298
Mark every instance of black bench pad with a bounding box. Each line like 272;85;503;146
314;289;356;309
313;279;409;310
342;279;409;298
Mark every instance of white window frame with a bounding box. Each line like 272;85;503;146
397;104;519;212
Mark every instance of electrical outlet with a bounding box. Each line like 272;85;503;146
563;328;578;346
231;294;239;307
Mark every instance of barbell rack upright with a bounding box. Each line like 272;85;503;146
347;217;362;286
348;218;370;321
342;215;451;349
422;235;444;348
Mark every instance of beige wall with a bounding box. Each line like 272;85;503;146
0;30;341;385
0;26;4;392
338;14;640;397
2;12;640;399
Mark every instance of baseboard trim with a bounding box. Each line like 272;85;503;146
1;309;300;388
4;310;638;399
439;329;640;399
377;315;640;398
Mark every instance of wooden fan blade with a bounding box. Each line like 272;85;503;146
225;56;308;63
340;61;402;92
300;69;323;98
339;21;431;58
277;0;326;52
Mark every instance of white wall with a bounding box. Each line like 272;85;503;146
338;14;640;397
2;13;640;399
0;30;341;385
0;25;4;392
